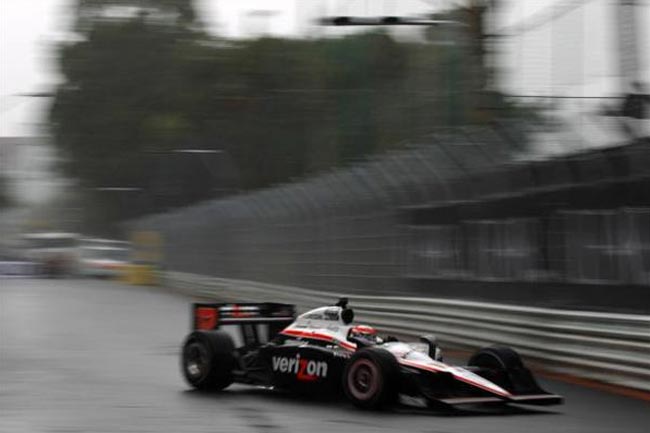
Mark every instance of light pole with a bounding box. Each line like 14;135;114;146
147;147;242;211
91;187;144;234
94;187;142;192
318;10;469;126
171;149;223;155
318;16;463;27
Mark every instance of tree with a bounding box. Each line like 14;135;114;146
50;0;212;221
49;2;509;230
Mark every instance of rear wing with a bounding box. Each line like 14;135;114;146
192;302;295;345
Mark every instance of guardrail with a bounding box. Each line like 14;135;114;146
0;261;39;277
163;271;650;392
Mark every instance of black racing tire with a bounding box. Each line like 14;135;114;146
468;346;535;393
468;346;524;371
181;330;235;391
342;348;399;410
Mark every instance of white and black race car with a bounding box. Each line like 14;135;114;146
181;298;563;409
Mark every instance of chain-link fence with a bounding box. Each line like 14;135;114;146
130;128;650;305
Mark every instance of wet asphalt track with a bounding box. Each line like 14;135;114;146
1;279;649;433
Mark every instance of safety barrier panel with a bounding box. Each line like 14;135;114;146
0;261;39;277
163;271;650;392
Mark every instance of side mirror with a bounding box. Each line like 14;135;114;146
419;334;443;362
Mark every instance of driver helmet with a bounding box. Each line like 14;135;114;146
349;325;377;339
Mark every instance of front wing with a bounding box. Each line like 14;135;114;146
399;363;563;407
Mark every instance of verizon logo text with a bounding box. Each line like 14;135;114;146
271;355;328;381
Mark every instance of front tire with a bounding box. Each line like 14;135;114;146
468;346;523;371
343;348;399;409
181;330;235;391
468;346;540;394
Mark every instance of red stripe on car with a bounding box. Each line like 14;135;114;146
281;329;356;351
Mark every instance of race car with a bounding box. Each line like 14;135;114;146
180;298;563;409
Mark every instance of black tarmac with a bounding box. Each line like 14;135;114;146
1;279;648;433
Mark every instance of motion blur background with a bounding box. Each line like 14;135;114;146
1;1;650;427
5;0;649;303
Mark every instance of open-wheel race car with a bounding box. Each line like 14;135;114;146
180;298;563;409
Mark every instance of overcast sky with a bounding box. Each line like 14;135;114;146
1;0;648;137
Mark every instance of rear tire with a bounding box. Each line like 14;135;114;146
342;348;399;409
181;330;235;391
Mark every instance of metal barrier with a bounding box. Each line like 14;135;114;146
0;261;39;277
130;137;650;313
163;271;650;392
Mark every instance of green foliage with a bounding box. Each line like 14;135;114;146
49;1;497;224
